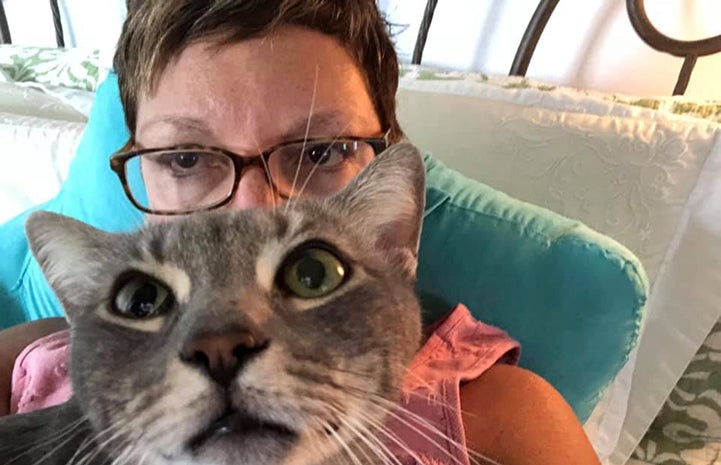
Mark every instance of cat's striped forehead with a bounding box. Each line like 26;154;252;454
134;207;341;290
87;209;324;332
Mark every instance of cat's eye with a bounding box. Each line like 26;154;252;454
113;275;173;319
280;244;348;299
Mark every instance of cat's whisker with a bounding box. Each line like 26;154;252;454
65;436;94;465
403;366;439;391
324;365;375;379
318;416;367;465
107;437;142;465
334;404;428;465
359;395;506;465
305;422;353;465
360;407;472;465
347;416;406;465
323;404;403;465
109;441;140;465
69;419;132;465
140;393;217;449
326;418;380;465
3;420;85;465
249;130;277;215
22;418;90;465
135;449;152;465
294;120;353;201
285;64;320;215
0;413;86;458
71;408;153;465
259;150;278;215
324;361;462;412
343;380;477;422
397;368;485;418
401;387;479;418
346;375;480;429
295;418;324;456
131;211;145;230
317;417;380;465
70;434;116;465
64;403;136;465
378;398;503;465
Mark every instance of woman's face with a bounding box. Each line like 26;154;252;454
134;26;383;214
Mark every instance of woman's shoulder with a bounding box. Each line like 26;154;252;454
0;318;69;415
461;364;601;464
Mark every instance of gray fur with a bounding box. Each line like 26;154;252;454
0;143;426;465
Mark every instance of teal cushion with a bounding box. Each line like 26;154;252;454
418;156;647;421
0;72;647;421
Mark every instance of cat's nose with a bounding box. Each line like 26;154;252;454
180;329;269;386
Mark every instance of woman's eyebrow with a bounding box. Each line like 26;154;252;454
137;110;369;146
138;116;213;137
281;110;358;140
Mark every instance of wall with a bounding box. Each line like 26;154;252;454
4;0;721;98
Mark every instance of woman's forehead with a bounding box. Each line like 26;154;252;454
135;26;382;152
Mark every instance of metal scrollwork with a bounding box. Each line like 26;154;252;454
509;0;560;77
627;0;721;95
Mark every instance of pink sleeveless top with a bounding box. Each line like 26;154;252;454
10;304;519;465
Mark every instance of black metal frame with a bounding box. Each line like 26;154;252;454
509;0;560;77
412;0;721;96
0;1;11;45
626;0;721;95
1;0;719;94
0;0;65;47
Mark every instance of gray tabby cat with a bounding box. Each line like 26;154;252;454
0;143;425;465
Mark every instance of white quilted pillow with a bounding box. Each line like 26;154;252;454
397;86;721;465
0;113;86;223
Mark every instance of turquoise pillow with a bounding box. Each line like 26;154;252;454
0;73;647;421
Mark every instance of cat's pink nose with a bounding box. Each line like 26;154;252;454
180;329;269;386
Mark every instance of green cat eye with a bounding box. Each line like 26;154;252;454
114;275;172;319
281;245;347;299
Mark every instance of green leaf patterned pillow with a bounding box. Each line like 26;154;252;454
0;45;105;92
399;63;721;124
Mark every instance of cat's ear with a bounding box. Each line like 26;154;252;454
330;142;426;276
25;211;115;319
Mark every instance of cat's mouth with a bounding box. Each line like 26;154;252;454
189;408;297;451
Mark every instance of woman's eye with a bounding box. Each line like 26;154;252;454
303;143;348;167
114;276;173;319
154;151;222;175
281;246;347;299
172;152;200;169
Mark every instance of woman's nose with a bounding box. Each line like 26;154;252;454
226;166;281;210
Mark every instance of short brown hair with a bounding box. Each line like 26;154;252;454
114;0;402;142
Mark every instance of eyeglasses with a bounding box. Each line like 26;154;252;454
110;133;390;215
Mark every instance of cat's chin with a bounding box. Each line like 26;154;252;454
184;408;298;465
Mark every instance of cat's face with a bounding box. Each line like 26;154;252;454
26;143;425;465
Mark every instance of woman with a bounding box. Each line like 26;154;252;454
0;1;600;464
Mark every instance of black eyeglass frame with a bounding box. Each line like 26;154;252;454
109;132;391;216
